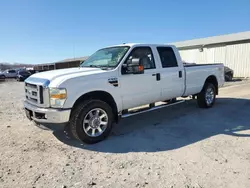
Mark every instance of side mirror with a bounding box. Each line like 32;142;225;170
122;58;144;74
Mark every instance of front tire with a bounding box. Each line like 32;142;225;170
197;83;216;108
69;100;114;144
0;75;5;80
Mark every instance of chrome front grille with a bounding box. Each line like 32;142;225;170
24;77;50;107
25;83;41;104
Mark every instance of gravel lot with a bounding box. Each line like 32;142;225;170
0;80;249;188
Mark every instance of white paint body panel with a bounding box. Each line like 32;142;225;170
26;43;224;114
184;64;224;96
159;67;185;99
119;69;162;110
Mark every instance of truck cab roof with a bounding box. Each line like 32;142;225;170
109;43;176;48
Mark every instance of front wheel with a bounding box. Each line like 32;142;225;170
0;75;5;80
197;83;216;108
69;100;114;144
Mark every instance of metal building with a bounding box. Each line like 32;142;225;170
172;31;250;78
34;56;89;71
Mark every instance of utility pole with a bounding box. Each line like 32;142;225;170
73;43;75;60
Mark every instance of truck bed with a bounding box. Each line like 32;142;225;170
183;63;224;96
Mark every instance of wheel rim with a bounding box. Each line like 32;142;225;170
83;108;108;137
205;86;215;105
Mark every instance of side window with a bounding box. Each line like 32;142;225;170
126;47;155;69
9;70;16;73
157;47;178;68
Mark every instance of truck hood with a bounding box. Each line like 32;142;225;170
25;67;106;86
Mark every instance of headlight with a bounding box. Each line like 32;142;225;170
49;88;67;108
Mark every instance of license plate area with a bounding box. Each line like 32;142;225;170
25;108;33;120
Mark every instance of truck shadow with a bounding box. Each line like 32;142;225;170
227;78;242;82
53;97;250;153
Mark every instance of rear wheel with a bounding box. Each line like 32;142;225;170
69;100;114;144
197;83;216;108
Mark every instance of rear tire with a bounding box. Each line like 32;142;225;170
197;83;216;108
69;100;114;144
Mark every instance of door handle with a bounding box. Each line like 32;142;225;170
179;71;182;78
152;73;161;81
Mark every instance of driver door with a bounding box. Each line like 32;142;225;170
119;47;162;110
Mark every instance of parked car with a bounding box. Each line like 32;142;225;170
28;70;37;75
16;70;31;81
224;66;234;81
24;43;224;144
3;69;17;78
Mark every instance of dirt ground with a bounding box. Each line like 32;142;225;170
0;80;249;188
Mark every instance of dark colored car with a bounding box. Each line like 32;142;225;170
28;70;37;75
224;66;234;81
16;70;31;81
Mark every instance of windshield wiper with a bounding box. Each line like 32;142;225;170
81;65;114;70
89;65;99;67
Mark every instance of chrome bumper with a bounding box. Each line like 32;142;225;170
24;100;71;124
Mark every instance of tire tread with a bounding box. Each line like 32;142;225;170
68;100;114;144
197;83;216;108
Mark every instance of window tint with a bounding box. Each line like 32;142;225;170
8;70;16;73
126;47;155;69
157;47;178;68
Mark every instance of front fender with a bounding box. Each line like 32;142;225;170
60;78;122;112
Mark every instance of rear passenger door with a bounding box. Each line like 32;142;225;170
156;47;185;100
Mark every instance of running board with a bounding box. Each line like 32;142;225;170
121;100;185;118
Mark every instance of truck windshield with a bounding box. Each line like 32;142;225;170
80;46;130;69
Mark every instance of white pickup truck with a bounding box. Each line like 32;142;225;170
24;43;224;144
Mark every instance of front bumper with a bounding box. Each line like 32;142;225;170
24;100;71;124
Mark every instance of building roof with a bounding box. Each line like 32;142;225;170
171;31;250;49
55;56;89;63
34;56;89;67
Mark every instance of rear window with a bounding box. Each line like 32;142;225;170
157;47;178;68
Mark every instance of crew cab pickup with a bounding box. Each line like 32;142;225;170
24;43;224;144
